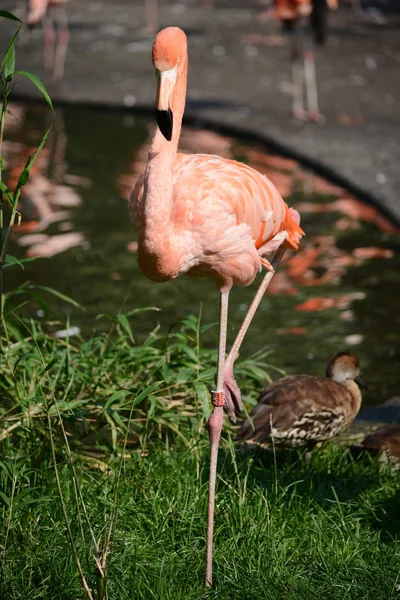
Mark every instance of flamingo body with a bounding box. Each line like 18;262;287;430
274;0;337;25
275;0;312;21
27;0;67;25
132;153;301;291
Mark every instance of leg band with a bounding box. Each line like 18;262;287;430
211;390;226;407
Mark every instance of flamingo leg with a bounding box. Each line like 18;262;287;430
292;59;305;120
205;246;286;586
223;245;287;420
53;7;69;84
351;0;363;14
205;290;229;587
43;15;55;84
291;35;307;121
304;43;324;122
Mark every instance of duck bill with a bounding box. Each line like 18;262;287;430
155;67;177;141
355;375;368;390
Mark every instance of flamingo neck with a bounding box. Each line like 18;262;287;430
152;59;187;154
142;59;187;244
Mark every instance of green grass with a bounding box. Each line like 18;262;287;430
1;307;400;599
0;306;273;452
0;442;399;599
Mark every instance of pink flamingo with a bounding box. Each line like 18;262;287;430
27;0;69;84
260;0;338;121
130;27;304;587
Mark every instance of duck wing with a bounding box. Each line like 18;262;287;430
235;375;352;444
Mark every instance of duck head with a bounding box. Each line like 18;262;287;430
325;352;367;389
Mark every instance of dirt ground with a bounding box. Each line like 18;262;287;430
1;0;400;223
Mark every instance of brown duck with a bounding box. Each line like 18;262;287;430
362;425;400;461
235;352;366;447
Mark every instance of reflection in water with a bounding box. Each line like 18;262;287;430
4;104;89;257
3;103;400;409
24;232;86;258
286;235;394;288
295;291;366;312
296;198;399;235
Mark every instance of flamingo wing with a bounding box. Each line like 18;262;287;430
170;153;301;249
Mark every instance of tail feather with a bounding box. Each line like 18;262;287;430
283;206;304;250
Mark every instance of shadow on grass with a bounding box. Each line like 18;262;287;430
215;441;400;541
367;490;400;543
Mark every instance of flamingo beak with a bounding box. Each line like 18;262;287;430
155;66;177;142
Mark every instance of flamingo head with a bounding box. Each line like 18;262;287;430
152;27;187;141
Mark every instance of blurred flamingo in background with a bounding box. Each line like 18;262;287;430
130;27;303;587
27;0;69;84
273;0;338;121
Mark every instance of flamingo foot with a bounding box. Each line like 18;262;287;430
308;110;326;124
223;364;243;423
266;35;285;47
293;108;309;121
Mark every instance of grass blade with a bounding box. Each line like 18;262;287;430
0;26;21;75
14;71;54;110
3;255;39;270
30;285;82;309
4;43;15;81
0;11;24;23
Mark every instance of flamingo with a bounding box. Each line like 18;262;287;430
26;0;69;84
129;27;304;587
273;0;338;121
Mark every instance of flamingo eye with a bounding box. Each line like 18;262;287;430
177;56;181;63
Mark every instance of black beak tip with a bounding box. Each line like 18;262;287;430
156;109;173;142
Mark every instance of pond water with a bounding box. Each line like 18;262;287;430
3;102;400;411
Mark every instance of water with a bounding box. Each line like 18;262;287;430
3;102;400;411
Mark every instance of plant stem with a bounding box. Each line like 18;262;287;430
0;199;20;265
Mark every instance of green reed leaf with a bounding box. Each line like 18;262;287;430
0;11;24;23
0;25;21;76
14;71;54;110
